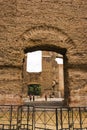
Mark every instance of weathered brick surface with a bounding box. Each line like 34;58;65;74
0;0;87;106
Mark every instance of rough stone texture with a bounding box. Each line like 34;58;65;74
0;0;87;106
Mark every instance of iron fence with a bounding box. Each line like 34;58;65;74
0;105;87;130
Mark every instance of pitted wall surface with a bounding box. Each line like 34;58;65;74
0;0;87;106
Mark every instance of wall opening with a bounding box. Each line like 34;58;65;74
23;47;66;102
26;51;42;73
28;84;41;96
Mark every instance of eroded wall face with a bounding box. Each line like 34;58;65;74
0;0;87;106
0;67;22;104
68;67;87;106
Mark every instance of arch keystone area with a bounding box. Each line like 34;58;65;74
20;26;75;52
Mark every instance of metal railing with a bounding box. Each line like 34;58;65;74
0;105;87;130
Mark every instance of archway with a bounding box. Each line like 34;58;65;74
18;25;75;105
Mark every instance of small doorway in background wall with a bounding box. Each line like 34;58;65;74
28;84;41;96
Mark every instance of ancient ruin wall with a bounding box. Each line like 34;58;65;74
0;0;87;106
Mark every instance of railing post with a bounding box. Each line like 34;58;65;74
68;107;73;130
10;105;13;130
71;108;74;130
2;124;4;130
27;105;29;130
32;106;35;130
55;108;58;130
68;107;70;130
17;105;22;130
60;108;63;129
79;107;82;129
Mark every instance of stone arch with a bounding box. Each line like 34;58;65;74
19;25;75;105
20;25;75;54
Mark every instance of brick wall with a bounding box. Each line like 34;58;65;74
0;0;87;106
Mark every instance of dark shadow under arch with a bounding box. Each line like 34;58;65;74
24;44;67;55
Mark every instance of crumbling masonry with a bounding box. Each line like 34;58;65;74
0;0;87;106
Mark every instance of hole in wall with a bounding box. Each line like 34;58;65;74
23;47;66;102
